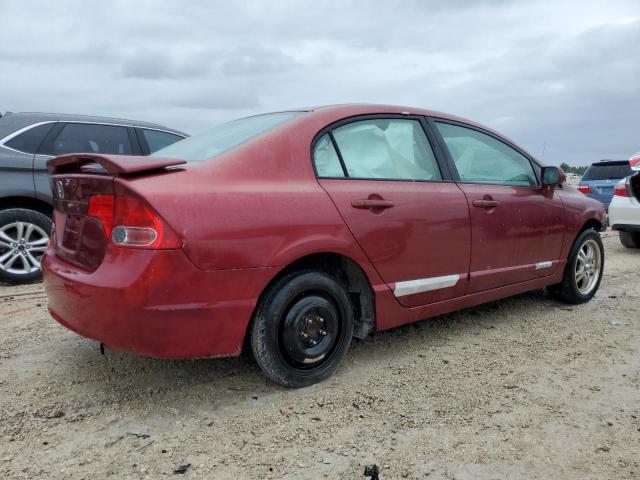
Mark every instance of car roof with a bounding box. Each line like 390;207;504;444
0;111;186;138
298;103;533;160
590;159;629;166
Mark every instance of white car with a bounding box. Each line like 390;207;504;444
609;153;640;248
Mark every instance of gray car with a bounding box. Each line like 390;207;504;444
0;112;186;284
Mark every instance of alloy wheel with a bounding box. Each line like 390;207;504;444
574;238;602;295
0;222;49;275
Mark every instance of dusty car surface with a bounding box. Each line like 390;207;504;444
42;104;607;387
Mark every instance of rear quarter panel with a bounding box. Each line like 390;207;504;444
120;114;385;287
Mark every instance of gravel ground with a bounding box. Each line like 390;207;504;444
1;233;638;479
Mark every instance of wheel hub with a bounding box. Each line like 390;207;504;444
280;295;340;367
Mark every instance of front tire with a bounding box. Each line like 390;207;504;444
250;271;354;388
547;229;604;304
619;231;640;249
0;208;51;285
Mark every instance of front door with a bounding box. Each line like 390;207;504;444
433;120;566;293
313;116;471;307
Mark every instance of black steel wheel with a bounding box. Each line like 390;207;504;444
251;271;353;388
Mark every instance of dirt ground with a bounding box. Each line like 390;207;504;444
0;233;638;479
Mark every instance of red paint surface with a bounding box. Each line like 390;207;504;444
43;104;606;358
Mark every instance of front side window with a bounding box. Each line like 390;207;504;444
141;129;184;154
45;123;133;156
4;123;55;154
436;122;537;187
320;118;441;181
154;111;304;163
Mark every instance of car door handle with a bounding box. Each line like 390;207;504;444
351;199;394;210
472;199;501;208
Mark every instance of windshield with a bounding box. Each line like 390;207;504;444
582;163;632;181
154;111;304;162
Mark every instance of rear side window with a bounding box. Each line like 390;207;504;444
436;122;537;187
313;134;345;177
154;111;304;163
320;118;442;181
141;129;184;153
582;163;632;180
45;123;133;156
4;123;55;154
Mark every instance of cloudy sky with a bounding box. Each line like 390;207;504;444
1;0;638;165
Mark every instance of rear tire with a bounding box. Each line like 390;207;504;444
250;271;353;388
547;229;604;304
619;231;640;249
0;208;51;285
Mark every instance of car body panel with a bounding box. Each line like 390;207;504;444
609;173;640;231
42;104;607;359
458;183;567;292
319;179;471;307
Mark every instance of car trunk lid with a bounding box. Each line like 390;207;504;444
49;154;186;271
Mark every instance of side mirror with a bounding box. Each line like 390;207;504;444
541;166;566;187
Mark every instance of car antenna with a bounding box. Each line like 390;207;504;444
541;141;547;161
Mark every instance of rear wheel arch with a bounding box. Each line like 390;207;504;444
247;252;376;349
0;196;52;218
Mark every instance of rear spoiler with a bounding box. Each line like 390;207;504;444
47;153;187;176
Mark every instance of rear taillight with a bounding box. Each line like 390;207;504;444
630;155;640;171
577;184;591;194
87;195;115;237
87;194;181;249
613;179;631;197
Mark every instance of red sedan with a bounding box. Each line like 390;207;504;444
42;105;606;387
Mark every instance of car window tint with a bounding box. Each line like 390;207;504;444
142;129;184;153
4;123;55;154
331;119;441;181
436;122;537;187
313;134;345;177
48;123;133;156
582;164;632;180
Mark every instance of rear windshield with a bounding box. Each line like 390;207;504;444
154;111;304;163
582;163;632;181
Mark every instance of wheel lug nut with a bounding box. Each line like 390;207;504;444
319;330;327;336
310;340;317;346
306;318;312;325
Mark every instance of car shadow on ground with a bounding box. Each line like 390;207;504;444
52;288;555;409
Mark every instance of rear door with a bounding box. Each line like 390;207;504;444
432;120;566;293
35;122;137;203
314;115;471;307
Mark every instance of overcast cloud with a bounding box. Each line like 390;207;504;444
1;0;638;165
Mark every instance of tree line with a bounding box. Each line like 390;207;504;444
559;162;588;175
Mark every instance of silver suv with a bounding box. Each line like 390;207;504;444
0;112;186;284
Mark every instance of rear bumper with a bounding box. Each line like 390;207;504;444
42;246;277;358
609;195;640;231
